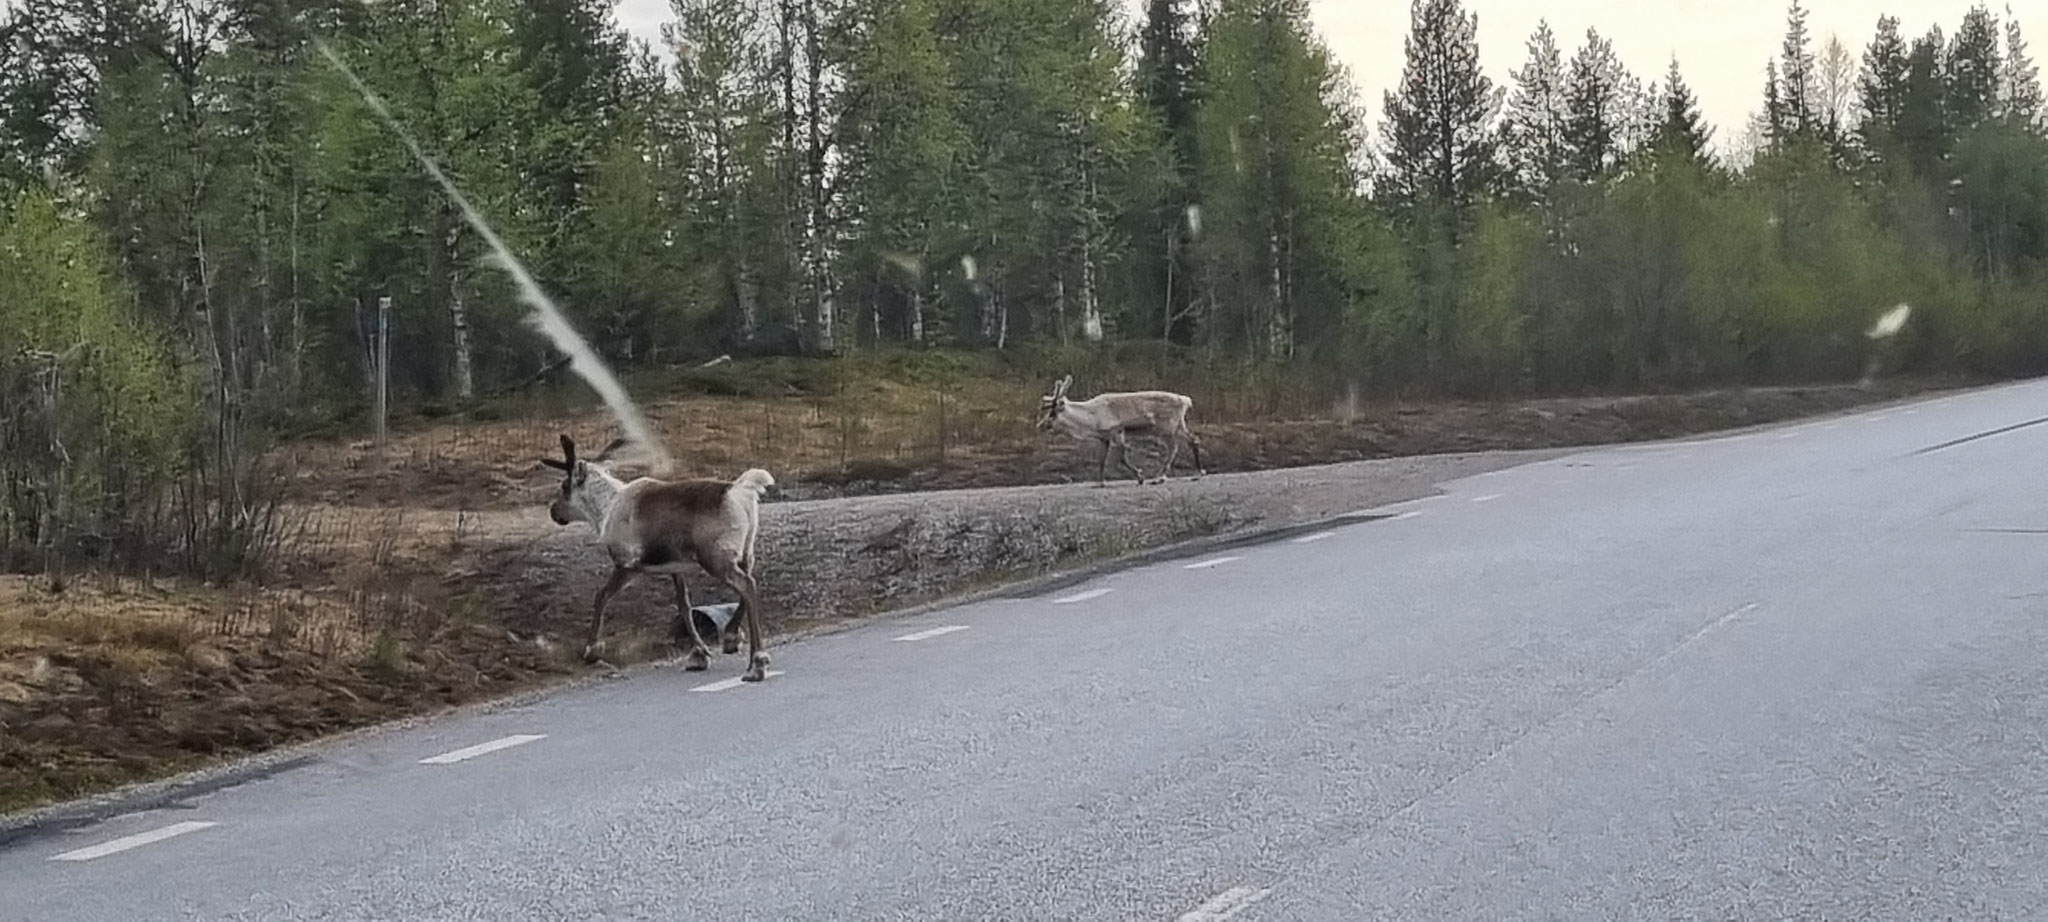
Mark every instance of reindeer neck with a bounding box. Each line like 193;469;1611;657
576;466;629;526
1062;396;1118;429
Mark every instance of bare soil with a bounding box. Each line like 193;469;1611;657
0;378;1961;815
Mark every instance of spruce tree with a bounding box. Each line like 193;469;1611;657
1502;21;1569;199
1379;0;1501;222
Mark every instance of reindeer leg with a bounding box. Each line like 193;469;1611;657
1095;437;1112;487
1153;431;1183;484
723;554;752;655
1185;423;1206;478
718;559;772;682
671;575;711;671
1113;431;1147;484
585;566;634;662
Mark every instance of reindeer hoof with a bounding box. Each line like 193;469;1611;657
582;642;606;663
684;650;710;671
722;638;741;655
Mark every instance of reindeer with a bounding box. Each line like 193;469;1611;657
1037;375;1205;485
540;435;777;682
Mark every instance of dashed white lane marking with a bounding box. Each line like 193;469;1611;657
1177;885;1273;921
1470;494;1502;503
420;734;546;765
895;625;971;642
1183;556;1242;570
51;822;217;862
1290;531;1337;544
691;671;785;692
1054;588;1114;604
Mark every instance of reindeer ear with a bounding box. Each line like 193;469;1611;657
592;437;630;463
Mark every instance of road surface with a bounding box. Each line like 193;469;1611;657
7;380;2048;920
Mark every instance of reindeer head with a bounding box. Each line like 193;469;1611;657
1037;375;1073;431
539;434;627;526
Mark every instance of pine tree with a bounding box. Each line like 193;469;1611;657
835;0;967;345
1900;27;1952;178
1948;4;2003;131
1502;21;1569;199
510;0;628;213
1778;0;1816;136
667;0;778;337
2003;12;2042;126
1654;58;1714;170
1563;28;1633;180
1135;0;1203;342
1763;59;1787;143
1858;15;1910;153
1196;0;1368;360
1138;0;1201;171
1379;0;1501;221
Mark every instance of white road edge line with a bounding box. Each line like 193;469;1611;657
691;671;786;693
1177;885;1274;922
1470;494;1502;503
1183;556;1242;570
50;821;217;862
419;734;546;765
1290;531;1337;544
895;625;971;642
1390;510;1422;521
1053;588;1114;604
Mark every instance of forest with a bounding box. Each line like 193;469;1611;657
2;0;2046;576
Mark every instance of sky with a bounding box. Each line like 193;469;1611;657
612;0;2048;154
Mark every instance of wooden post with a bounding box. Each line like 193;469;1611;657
375;295;391;447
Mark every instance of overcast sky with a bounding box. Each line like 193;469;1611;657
614;0;2046;154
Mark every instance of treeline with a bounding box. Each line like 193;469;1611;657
4;0;2046;405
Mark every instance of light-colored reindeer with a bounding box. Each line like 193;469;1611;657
540;435;777;681
1037;375;1205;485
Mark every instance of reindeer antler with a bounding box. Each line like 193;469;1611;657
543;434;578;471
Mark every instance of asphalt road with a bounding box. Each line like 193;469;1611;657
8;381;2048;920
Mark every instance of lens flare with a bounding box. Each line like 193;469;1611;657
1868;303;1912;340
313;38;672;473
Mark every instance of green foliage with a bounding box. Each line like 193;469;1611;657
0;190;187;470
0;190;188;566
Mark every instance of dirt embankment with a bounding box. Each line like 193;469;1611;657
0;379;1963;815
